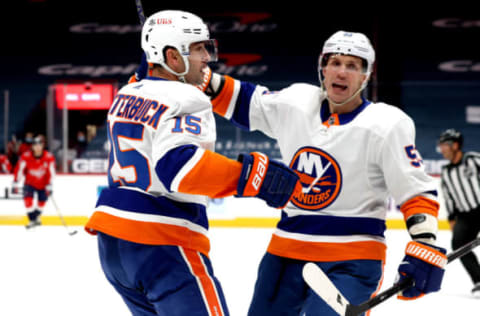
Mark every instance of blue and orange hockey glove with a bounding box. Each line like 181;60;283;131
236;152;301;209
397;241;447;300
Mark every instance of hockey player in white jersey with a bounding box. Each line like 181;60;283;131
195;31;448;315
85;10;300;316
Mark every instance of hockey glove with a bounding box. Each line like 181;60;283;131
46;184;52;197
11;181;20;194
128;52;149;84
195;66;224;98
236;152;301;209
397;241;447;300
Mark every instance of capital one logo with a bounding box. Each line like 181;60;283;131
438;60;480;72
69;12;277;34
290;147;342;210
206;12;277;33
212;53;268;76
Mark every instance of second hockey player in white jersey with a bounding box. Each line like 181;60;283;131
198;30;448;315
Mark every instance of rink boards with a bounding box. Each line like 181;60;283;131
0;174;449;229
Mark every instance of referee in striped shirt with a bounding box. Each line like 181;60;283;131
438;128;480;297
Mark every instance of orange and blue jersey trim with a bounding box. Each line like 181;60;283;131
267;233;387;262
267;212;387;262
320;97;371;126
155;144;200;192
211;76;257;131
85;187;211;256
175;149;242;198
155;145;241;198
276;212;386;237
211;75;236;117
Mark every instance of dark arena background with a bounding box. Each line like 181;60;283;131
2;1;479;172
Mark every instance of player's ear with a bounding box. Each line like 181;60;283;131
165;48;185;72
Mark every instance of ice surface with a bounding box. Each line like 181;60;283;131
0;226;478;316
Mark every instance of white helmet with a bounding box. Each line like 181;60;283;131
141;10;218;78
319;30;375;77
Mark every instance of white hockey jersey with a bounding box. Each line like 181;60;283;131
86;77;244;256
212;77;439;262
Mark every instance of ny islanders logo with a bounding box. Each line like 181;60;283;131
290;147;342;210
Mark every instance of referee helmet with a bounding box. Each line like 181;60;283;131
438;128;463;148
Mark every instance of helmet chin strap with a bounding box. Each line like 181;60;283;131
326;84;364;107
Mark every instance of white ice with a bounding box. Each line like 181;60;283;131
0;226;478;316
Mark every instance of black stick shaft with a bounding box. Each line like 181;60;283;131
134;0;146;25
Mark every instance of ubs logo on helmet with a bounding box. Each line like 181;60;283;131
290;147;342;210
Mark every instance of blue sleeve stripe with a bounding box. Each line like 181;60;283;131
155;145;198;191
230;81;257;131
277;212;386;238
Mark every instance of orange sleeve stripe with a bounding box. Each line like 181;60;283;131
182;248;226;315
400;196;439;220
267;234;387;262
178;150;242;198
211;75;235;116
85;211;210;256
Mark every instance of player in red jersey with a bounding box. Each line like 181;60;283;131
13;136;56;229
0;154;12;173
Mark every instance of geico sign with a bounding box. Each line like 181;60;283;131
438;60;480;72
70;23;142;34
72;159;108;173
433;18;480;28
38;63;138;77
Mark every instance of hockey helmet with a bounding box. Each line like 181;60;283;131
438;129;463;147
141;10;218;77
318;31;375;90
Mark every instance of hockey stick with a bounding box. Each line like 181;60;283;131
50;195;77;236
134;0;146;25
303;237;480;316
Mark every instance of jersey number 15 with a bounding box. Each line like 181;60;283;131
107;121;151;191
